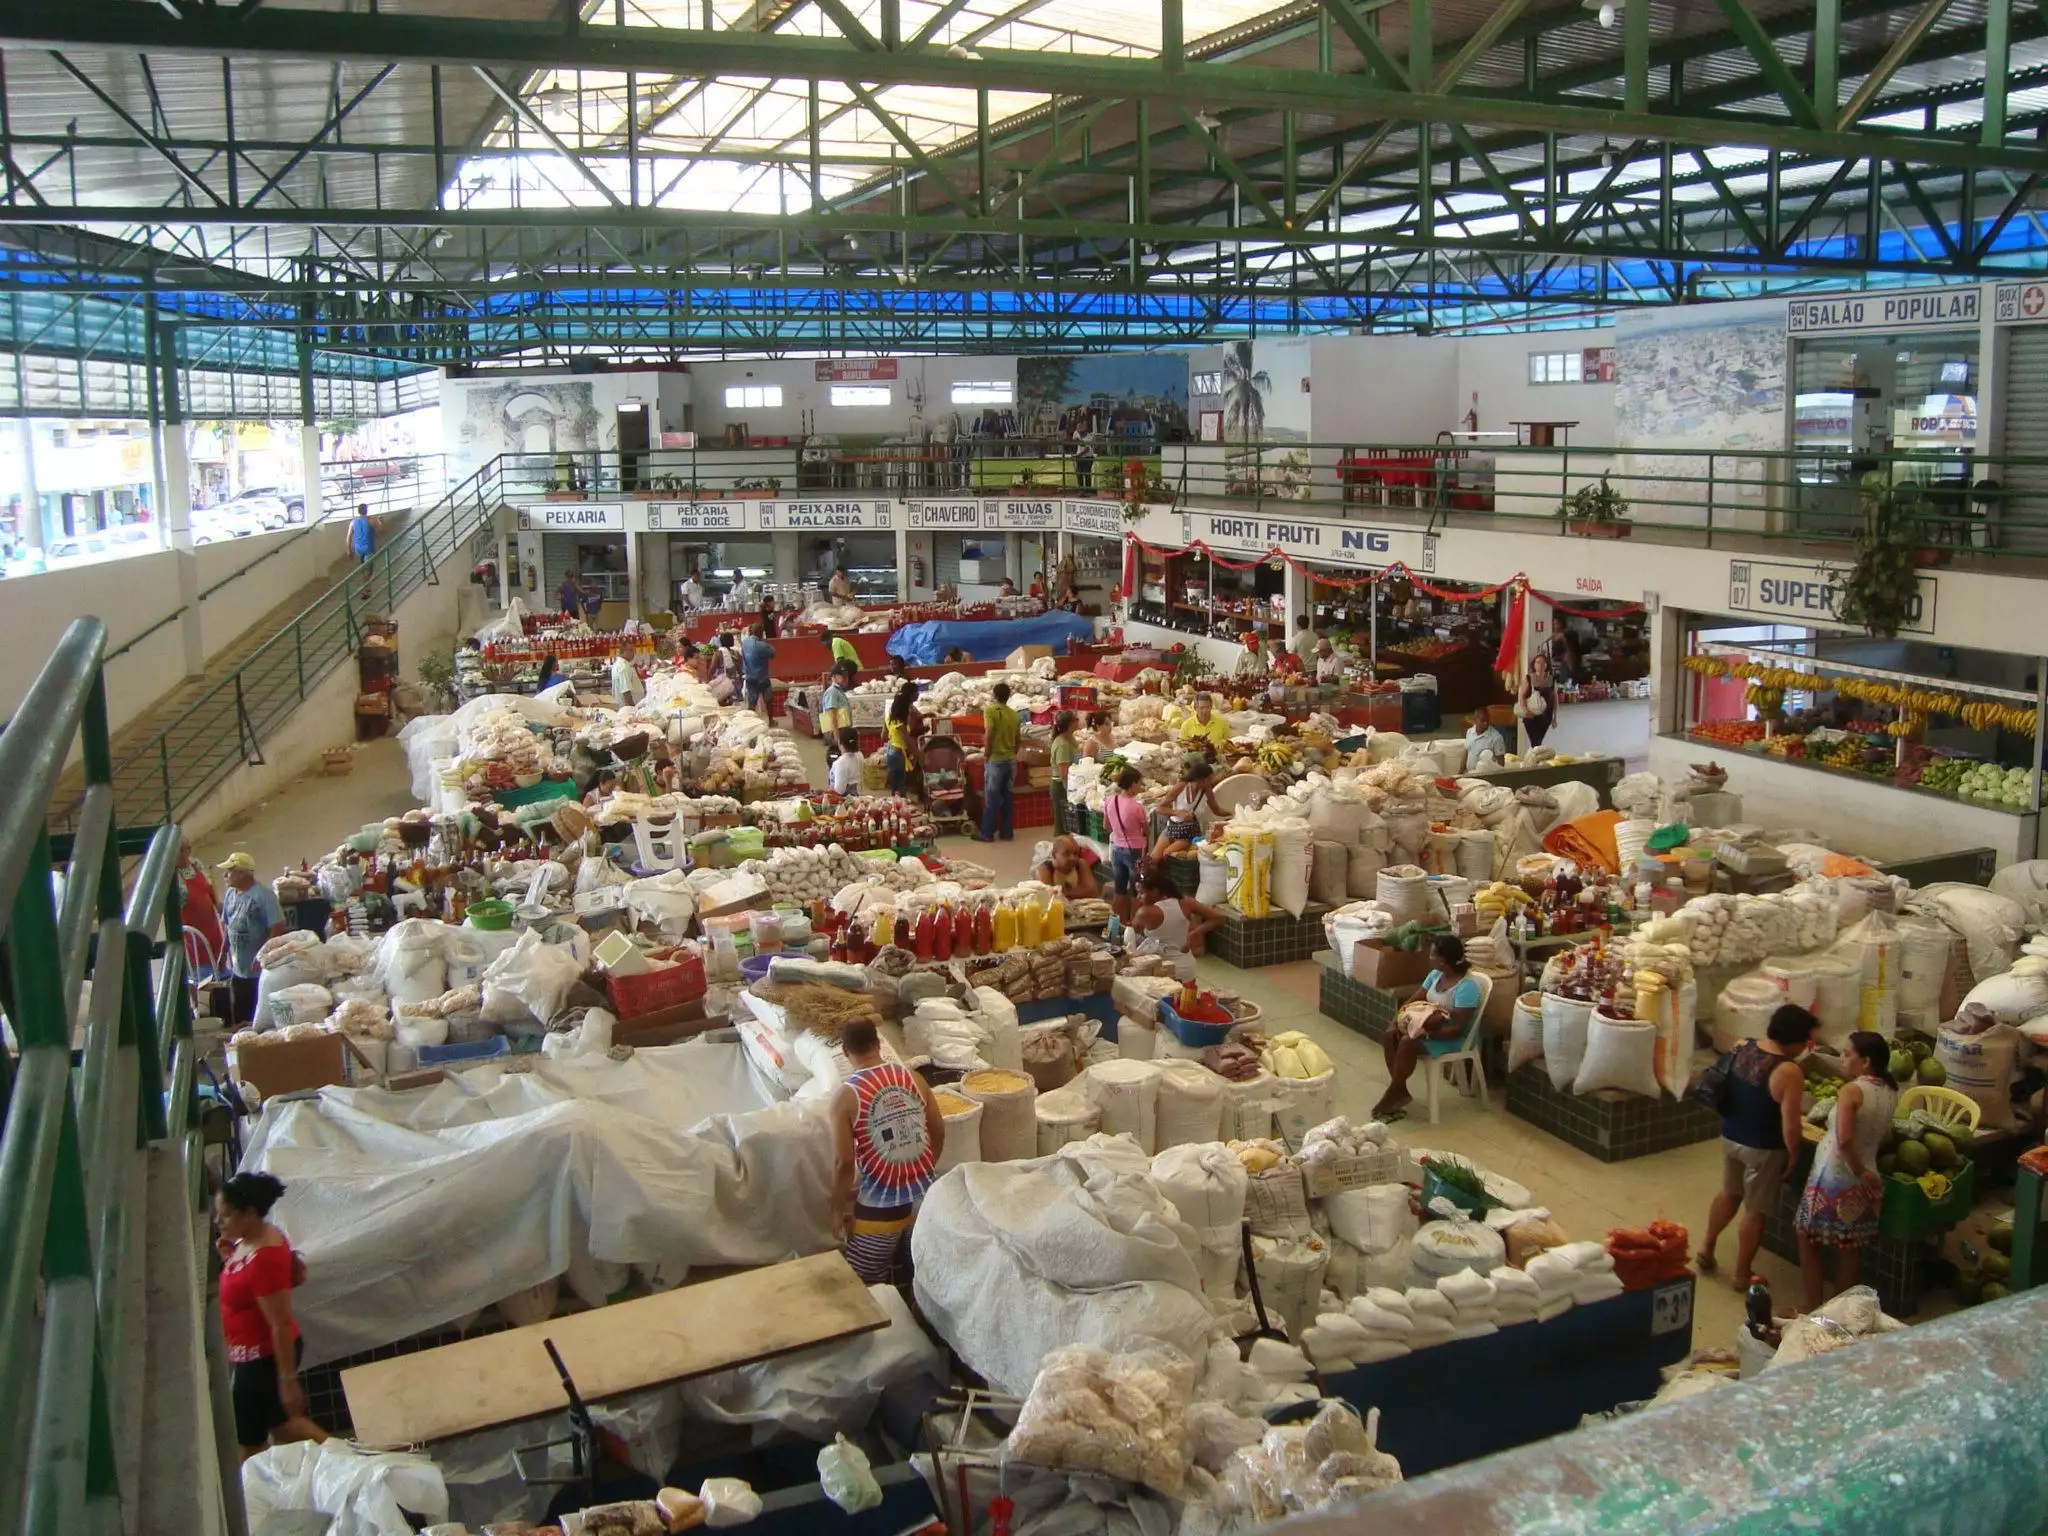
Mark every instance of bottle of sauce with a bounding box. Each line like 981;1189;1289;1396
933;902;955;962
1043;896;1065;942
1017;899;1043;949
914;907;936;962
973;898;995;955
952;901;974;955
992;899;1018;952
893;911;913;951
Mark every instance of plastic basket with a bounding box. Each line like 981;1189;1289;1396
605;949;708;1020
417;1036;510;1067
1159;998;1235;1049
1879;1158;1975;1240
1419;1163;1498;1218
494;777;578;810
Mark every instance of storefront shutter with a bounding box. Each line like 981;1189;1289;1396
2000;327;2048;552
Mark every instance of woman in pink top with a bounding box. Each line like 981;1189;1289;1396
1103;765;1151;919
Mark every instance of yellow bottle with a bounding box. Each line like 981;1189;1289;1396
1043;896;1066;941
1017;898;1043;948
992;899;1018;952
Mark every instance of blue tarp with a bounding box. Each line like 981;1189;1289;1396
886;612;1096;666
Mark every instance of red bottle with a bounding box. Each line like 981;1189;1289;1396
972;900;994;956
953;902;974;955
934;904;955;962
914;908;937;962
893;913;913;951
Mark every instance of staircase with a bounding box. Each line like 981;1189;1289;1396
47;462;510;834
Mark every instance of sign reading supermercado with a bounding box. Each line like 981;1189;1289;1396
1786;286;1981;334
1726;558;1938;636
758;501;894;529
519;504;626;532
1190;513;1434;572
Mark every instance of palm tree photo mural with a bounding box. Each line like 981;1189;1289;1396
1221;341;1271;442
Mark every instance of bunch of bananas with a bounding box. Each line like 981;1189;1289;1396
1683;655;1732;678
1884;716;1926;739
1257;740;1298;772
1475;881;1534;925
1746;683;1785;713
1961;700;2040;734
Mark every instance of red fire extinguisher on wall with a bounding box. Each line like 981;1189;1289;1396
524;561;538;592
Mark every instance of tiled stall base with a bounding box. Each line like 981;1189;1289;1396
1319;959;1401;1043
1760;1161;1933;1318
1212;905;1331;969
1505;1065;1721;1164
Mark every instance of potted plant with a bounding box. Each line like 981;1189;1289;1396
731;476;781;500
1009;468;1039;495
1117;459;1175;520
545;453;587;499
1829;477;1927;637
1558;474;1632;539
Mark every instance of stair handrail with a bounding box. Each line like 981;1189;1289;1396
0;617;211;1534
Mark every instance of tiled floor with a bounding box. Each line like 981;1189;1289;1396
213;728;1801;1354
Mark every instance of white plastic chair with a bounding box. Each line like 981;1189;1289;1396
632;812;685;872
1424;969;1494;1125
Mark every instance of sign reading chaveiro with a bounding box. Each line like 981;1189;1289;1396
519;504;626;532
1726;558;1937;636
907;500;982;528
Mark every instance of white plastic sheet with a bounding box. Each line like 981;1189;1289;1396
911;1143;1211;1395
679;1285;947;1443
242;1043;833;1363
242;1441;448;1536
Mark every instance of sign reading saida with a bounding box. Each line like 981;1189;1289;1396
1726;558;1938;636
519;504;625;532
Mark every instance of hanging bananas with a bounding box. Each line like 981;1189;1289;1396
1682;653;2036;736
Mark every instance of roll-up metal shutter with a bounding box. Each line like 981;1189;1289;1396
2000;327;2048;552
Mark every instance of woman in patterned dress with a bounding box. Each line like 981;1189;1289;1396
1794;1030;1898;1312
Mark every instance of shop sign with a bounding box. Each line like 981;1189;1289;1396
982;498;1060;530
1726;557;1937;636
1786;287;1980;334
759;500;893;529
814;358;898;381
908;499;982;528
1192;513;1430;572
1064;500;1126;539
519;503;625;532
1995;282;2048;323
646;502;743;530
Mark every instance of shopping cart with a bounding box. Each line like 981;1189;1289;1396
919;735;970;836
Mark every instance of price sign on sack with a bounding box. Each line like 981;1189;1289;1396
1650;1279;1693;1337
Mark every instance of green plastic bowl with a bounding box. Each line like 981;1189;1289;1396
466;899;516;932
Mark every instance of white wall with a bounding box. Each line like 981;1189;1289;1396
193;523;349;660
690;357;1021;441
441;369;688;481
1307;335;1459;442
1456;327;1617;444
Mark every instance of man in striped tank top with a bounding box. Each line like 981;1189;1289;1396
832;1023;946;1284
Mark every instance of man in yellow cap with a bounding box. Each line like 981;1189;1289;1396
217;852;285;1026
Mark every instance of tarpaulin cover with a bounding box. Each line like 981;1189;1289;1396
242;1042;836;1364
887;612;1094;665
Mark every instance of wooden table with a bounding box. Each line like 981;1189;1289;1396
341;1251;886;1447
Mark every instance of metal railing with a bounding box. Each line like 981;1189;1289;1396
1153;440;2048;554
513;439;1159;498
48;460;508;832
0;617;205;1535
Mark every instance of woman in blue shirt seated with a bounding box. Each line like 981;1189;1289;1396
1373;934;1483;1122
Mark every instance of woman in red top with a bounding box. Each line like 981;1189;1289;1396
216;1171;324;1458
178;839;227;976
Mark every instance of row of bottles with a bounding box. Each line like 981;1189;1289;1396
823;892;1066;964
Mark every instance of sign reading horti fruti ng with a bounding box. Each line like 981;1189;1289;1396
758;500;894;529
1726;557;1937;636
907;500;982;529
1192;512;1435;573
518;503;625;532
1064;500;1126;539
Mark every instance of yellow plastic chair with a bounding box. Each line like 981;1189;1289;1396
1897;1084;1981;1135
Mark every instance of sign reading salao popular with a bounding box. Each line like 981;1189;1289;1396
1786;287;1980;334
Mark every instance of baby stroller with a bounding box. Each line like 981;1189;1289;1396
919;735;970;836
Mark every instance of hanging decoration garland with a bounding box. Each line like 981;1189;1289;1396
1122;533;1531;603
1531;592;1648;620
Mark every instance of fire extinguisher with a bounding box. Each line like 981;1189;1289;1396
524;561;538;592
910;555;927;588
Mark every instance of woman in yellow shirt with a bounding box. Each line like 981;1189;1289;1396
884;681;923;794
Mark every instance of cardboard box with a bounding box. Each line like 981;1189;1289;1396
1007;644;1054;669
229;1032;351;1099
1351;940;1432;992
614;999;722;1048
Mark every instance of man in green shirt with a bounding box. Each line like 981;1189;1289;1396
829;634;861;671
977;681;1021;842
